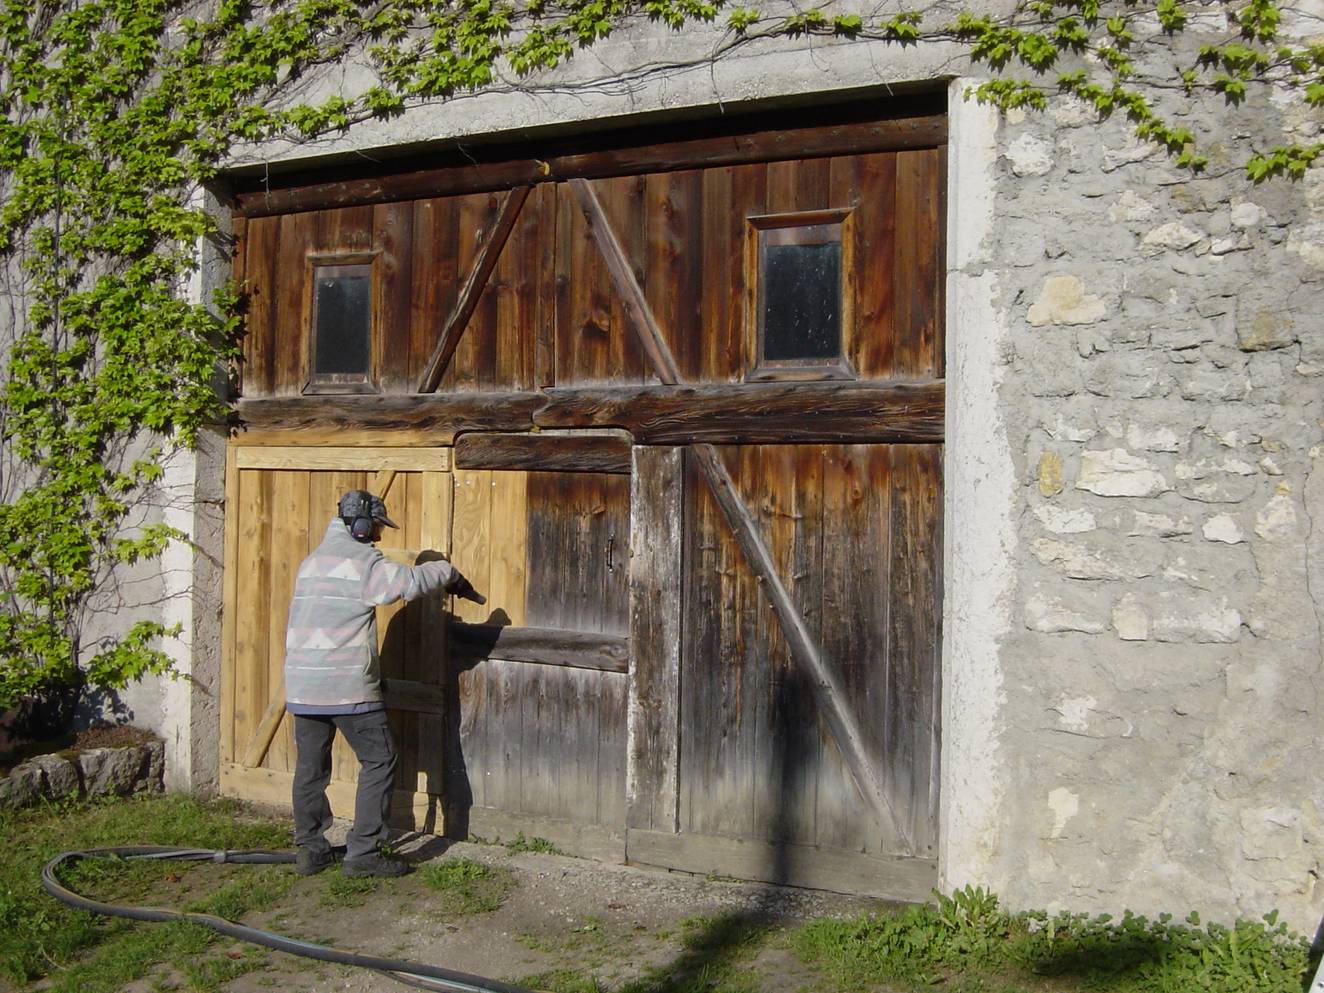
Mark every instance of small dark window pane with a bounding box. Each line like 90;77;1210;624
313;267;371;377
762;240;841;362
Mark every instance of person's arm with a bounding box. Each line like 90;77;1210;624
361;554;485;606
361;555;456;605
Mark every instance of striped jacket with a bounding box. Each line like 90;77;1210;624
284;518;456;710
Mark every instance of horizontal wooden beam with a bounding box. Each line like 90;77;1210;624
231;110;947;217
235;380;944;447
449;622;629;673
232;393;543;446
234;446;451;472
535;380;945;445
454;432;631;474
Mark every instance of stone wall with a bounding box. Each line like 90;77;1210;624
0;740;166;810
957;72;1323;930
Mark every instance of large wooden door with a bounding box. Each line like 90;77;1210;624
219;445;454;825
225;102;947;899
555;150;946;899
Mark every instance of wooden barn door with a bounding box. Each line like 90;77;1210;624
219;445;454;826
224;105;946;897
440;431;632;856
554;148;947;900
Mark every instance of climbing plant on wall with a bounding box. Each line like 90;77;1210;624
0;0;1319;711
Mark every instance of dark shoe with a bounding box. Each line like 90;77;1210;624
295;846;335;876
343;852;411;878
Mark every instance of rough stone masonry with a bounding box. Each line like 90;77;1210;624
969;41;1324;932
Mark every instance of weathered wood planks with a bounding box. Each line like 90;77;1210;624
416;186;532;393
235;380;944;446
237;144;945;396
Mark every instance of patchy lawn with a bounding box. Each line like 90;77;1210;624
2;796;1316;993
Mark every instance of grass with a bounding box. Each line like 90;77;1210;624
419;856;514;915
0;794;292;993
789;886;1319;993
4;798;1318;993
516;893;1322;993
503;832;565;855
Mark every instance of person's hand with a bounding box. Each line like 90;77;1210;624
449;570;486;605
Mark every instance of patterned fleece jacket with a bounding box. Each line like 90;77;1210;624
284;518;456;712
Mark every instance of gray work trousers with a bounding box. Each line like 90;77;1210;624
292;710;398;860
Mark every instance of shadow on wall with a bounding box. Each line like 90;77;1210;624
0;683;134;756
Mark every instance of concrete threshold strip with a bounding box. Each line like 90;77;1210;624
42;845;539;993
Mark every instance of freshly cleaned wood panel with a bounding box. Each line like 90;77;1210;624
234;447;451;472
223;460;454;808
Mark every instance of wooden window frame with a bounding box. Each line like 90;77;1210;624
303;252;381;395
744;208;857;383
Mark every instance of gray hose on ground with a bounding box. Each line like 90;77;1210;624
42;847;537;993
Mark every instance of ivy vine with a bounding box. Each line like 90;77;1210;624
0;0;1318;710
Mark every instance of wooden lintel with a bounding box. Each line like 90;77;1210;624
234;381;943;447
449;622;629;673
536;380;945;445
416;186;532;394
231;110;947;217
454;432;632;474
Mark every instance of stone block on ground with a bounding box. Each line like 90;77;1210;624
0;763;41;808
78;746;149;797
33;753;81;800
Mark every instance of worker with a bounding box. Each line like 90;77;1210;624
284;489;482;878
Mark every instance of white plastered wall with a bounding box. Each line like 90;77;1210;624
938;81;1015;896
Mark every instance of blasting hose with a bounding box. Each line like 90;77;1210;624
42;846;537;993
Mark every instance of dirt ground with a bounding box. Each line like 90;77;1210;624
148;821;894;993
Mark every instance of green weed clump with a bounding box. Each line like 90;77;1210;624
420;857;514;915
504;832;564;855
794;885;1317;993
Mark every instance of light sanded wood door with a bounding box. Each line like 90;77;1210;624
218;444;453;826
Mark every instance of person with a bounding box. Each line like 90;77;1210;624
284;489;481;877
